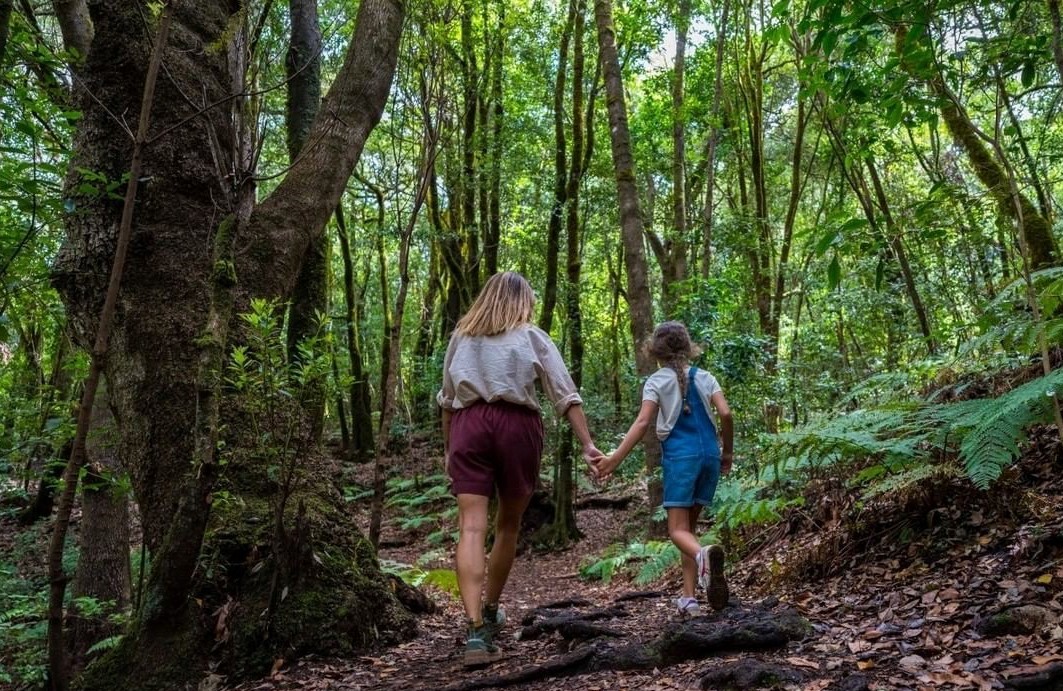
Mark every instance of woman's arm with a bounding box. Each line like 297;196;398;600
711;391;733;474
598;400;658;480
564;404;603;465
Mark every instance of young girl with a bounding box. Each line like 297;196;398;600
595;321;734;615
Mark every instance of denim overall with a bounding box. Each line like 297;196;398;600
661;367;722;508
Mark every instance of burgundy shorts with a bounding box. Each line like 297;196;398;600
448;401;544;499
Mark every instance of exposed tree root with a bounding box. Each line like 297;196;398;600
449;603;811;690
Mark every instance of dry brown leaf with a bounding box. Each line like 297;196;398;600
900;654;927;670
785;656;821;670
848;640;871;653
856;660;876;670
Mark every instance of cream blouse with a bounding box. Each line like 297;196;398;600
437;324;582;416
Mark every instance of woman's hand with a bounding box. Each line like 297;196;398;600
593;453;622;482
583;444;605;479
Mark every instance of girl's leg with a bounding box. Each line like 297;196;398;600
456;493;491;623
668;505;703;599
484;492;533;606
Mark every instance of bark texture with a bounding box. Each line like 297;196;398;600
69;386;130;674
52;1;412;688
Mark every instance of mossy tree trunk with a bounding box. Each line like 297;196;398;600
51;2;411;689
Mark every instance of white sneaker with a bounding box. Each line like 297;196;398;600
676;596;701;616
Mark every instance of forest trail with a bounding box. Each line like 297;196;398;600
227;441;1063;691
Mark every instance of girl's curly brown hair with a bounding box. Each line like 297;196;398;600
646;321;701;413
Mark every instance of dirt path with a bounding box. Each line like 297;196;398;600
228;449;1063;691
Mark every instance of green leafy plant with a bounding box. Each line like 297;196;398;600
380;559;459;597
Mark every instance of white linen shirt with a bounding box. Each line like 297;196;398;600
642;366;722;441
437;324;582;416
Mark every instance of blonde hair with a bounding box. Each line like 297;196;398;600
455;271;535;337
647;321;701;413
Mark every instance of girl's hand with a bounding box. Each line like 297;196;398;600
596;453;621;482
721;452;733;476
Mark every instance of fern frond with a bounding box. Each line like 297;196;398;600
959;368;1063;489
861;461;958;499
634;543;680;585
86;635;124;655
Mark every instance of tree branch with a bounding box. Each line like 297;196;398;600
241;0;405;301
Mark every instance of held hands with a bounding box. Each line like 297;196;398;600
590;452;622;483
582;444;606;481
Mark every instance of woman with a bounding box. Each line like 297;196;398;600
438;271;603;668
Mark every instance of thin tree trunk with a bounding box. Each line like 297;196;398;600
541;0;575;332
1048;0;1063;84
549;0;588;546
864;155;936;354
664;0;690;316
895;25;1057;268
335;205;374;459
486;6;505;276
370;133;437;548
51;0;92;64
460;0;480;295
284;0;326;441
0;0;13;66
413;240;442;422
69;384;130;674
332;350;350;451
772;88;809;349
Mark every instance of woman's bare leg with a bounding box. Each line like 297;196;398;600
456;493;490;623
484;492;532;606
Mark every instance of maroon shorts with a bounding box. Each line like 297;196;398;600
448;401;544;499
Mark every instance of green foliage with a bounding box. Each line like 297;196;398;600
579;540;676;585
766;367;1063;492
380;559;459;597
0;561;48;685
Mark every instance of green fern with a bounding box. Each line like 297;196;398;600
957;368;1063;489
86;635;124;656
634;542;680;585
861;461;958;499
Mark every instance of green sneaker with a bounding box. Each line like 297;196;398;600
481;603;506;637
463;622;503;669
705;544;729;611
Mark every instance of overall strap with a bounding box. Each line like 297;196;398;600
683;367;698;411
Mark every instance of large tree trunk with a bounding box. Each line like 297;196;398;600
593;0;660;526
52;1;412;688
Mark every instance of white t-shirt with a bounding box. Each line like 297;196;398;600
642;366;722;441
